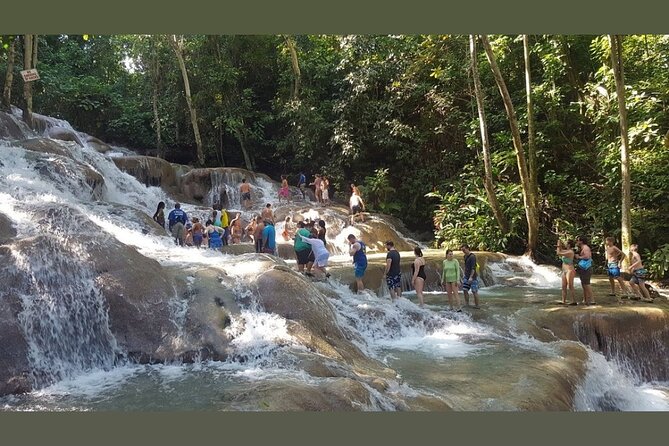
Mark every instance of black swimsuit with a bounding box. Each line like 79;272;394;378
412;263;427;280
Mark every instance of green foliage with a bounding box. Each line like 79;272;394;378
644;244;669;279
429;165;525;252
359;168;401;214
4;33;669;261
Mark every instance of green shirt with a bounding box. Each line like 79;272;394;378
294;228;311;252
442;259;461;283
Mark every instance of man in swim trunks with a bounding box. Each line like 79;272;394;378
384;240;402;301
460;243;480;309
605;236;630;299
240;178;252;209
628;244;653;302
348;234;367;293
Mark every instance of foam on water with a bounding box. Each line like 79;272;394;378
574;349;669;411
487;255;562;288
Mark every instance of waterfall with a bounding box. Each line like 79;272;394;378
10;237;120;388
574;349;669;411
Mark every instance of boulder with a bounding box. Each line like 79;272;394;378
46;126;83;146
112;156;179;191
254;267;396;380
12;137;70;158
0;213;17;245
85;135;113;154
0;110;29;140
219;377;375;411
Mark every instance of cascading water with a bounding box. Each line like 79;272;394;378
1;112;667;411
10;238;120;388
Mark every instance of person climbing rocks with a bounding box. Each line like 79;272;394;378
348;234;367;293
153;201;166;229
167;202;188;246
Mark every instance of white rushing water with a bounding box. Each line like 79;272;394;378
1;121;667;411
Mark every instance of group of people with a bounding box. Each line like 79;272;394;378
556;235;653;305
293;218;331;278
152;201;244;249
383;241;479;311
241;175;368;230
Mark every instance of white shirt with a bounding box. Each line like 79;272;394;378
299;234;328;259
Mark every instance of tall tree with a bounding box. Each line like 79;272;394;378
22;34;38;127
2;36;16;111
149;37;164;159
480;34;540;258
169;34;204;166
470;35;509;234
609;34;632;264
523;35;539;201
284;35;301;100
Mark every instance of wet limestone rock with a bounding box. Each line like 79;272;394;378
46;127;83;146
12;137;70;158
112;156;179;191
254;267;396;381
85;135;112;154
0;247;32;396
529;305;669;381
0;212;17;245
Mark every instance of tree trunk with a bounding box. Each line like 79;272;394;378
169;35;204;166
22;34;35;128
470;35;510;234
480;35;539;258
284;35;301;100
523;35;538;201
609;34;632;266
150;39;163;158
235;127;253;171
2;38;17;111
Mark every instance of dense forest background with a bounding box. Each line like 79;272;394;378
2;35;669;277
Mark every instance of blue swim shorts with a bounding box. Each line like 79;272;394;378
462;278;479;293
354;264;367;278
607;262;621;278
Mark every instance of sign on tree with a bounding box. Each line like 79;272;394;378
20;69;40;82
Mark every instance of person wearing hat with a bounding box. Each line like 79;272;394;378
384;240;402;302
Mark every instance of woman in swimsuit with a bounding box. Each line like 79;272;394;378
153;201;166;229
557;239;577;305
411;246;427;307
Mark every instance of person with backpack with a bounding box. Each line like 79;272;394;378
168;203;188;246
460;243;480;309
